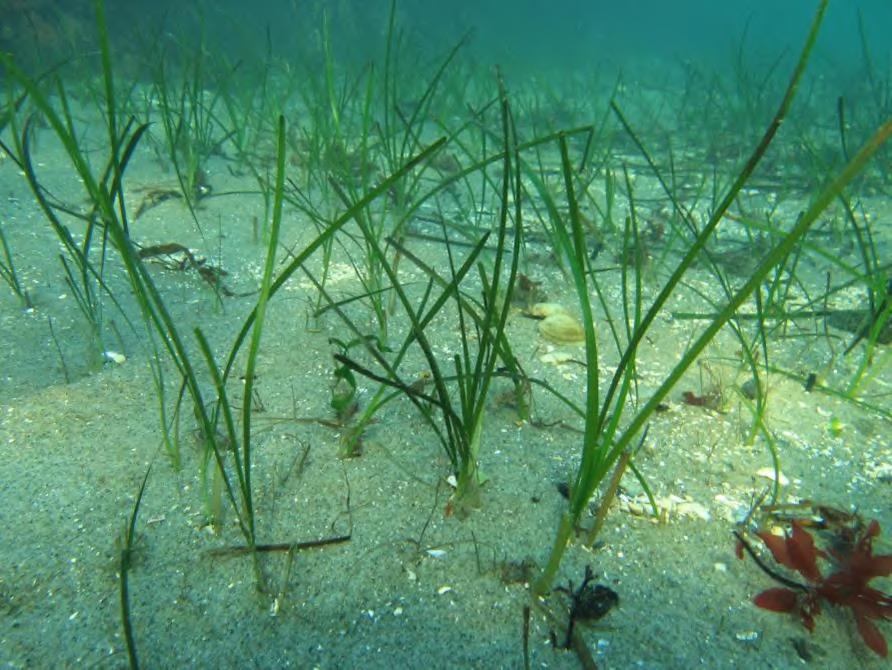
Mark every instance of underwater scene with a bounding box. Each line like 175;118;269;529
1;0;891;667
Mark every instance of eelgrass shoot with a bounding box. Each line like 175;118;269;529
3;0;266;554
533;0;892;595
0;223;31;308
3;75;131;367
5;0;424;576
120;465;151;670
310;74;522;515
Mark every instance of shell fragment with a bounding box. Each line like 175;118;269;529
538;313;585;344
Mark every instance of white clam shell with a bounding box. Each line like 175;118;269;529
538;313;585;344
528;302;570;318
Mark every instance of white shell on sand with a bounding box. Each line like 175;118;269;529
538;350;575;365
538;312;585;344
527;302;571;318
755;467;789;486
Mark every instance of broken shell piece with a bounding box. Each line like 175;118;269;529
527;302;571;318
539;313;585;345
755;467;789;486
736;631;761;644
103;351;126;364
539;350;575;365
675;500;711;522
619;493;710;522
714;494;748;523
868;462;892;483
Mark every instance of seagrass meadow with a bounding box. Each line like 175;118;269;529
1;1;891;668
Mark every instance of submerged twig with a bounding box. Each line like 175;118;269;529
208;534;351;558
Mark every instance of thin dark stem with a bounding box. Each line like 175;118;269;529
207;534;351;558
733;531;810;593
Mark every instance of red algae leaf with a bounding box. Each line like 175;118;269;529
845;593;892;626
800;597;820;632
746;517;892;657
756;523;823;582
756;531;791;566
787;522;823;583
849;551;892;580
865;519;881;540
855;614;888;658
754;587;799;613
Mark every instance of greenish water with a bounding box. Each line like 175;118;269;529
1;2;890;668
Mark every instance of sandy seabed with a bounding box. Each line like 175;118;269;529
1;87;891;669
